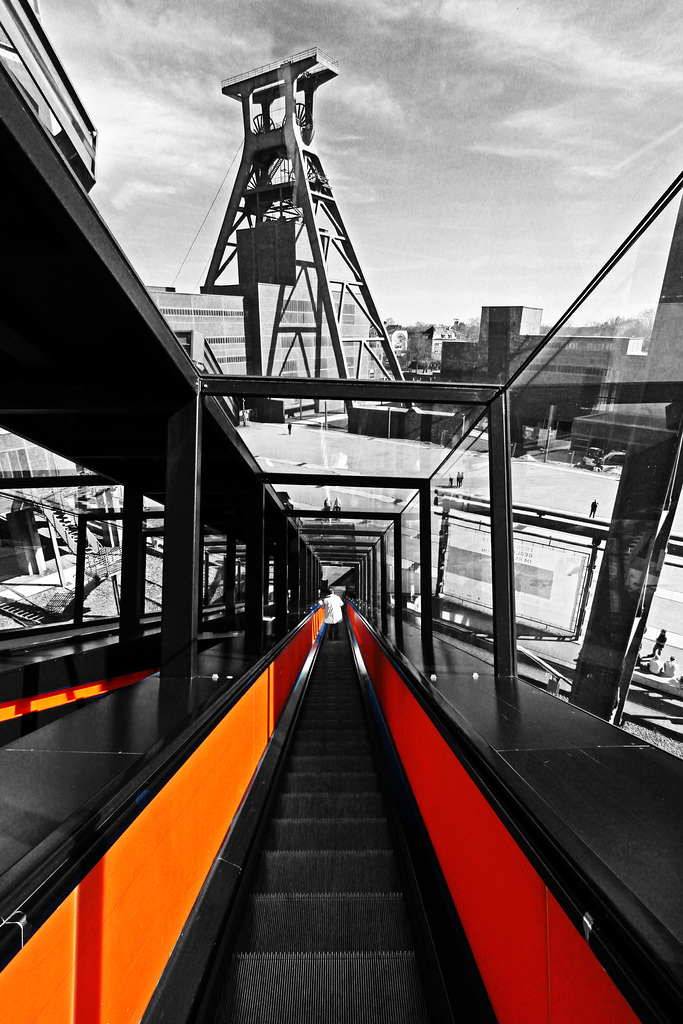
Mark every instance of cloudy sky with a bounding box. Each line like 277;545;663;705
43;0;683;324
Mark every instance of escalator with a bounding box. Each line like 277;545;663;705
189;622;493;1024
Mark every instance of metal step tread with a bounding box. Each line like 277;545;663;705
275;791;386;817
266;816;391;850
280;771;379;794
235;892;414;952
254;849;401;893
217;950;432;1024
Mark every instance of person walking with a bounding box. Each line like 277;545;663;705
322;588;344;641
287;422;292;435
589;499;598;518
333;498;342;520
322;498;331;518
651;628;667;657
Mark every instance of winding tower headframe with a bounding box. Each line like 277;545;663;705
202;49;403;381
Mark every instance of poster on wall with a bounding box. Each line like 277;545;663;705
444;524;590;634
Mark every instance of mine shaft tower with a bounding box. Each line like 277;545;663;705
203;49;403;382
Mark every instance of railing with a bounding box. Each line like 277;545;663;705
222;47;338;92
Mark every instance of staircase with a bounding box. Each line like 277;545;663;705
211;627;434;1023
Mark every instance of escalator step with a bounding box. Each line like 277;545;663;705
275;791;386;818
280;771;378;794
217;951;431;1024
254;850;400;893
235;893;413;952
266;817;391;851
295;727;365;741
286;754;375;774
289;738;371;757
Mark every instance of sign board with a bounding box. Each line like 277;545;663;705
444;524;589;634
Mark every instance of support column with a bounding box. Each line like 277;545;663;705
274;516;288;639
393;516;404;647
73;515;87;627
120;486;145;641
380;534;388;636
488;393;517;680
288;524;300;623
299;539;307;608
224;528;237;621
245;483;265;654
161;396;202;681
419;483;433;661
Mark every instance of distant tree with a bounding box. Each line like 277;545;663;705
458;317;480;342
406;324;434;369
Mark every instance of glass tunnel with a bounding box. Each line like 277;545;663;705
1;19;683;1024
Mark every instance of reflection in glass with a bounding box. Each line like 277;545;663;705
509;191;683;756
431;422;494;661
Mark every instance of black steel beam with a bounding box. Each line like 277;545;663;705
245;482;265;653
119;486;145;640
419;482;434;664
160;397;203;680
273;518;288;640
488;393;517;680
0;474;111;489
224;528;237;617
394;516;404;647
73;515;87;627
200;374;497;406
269;474;420;490
288;509;402;521
380;535;388;636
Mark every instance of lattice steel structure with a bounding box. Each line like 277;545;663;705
202;49;403;382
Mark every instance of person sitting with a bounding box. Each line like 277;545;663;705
646;654;664;675
663;655;679;679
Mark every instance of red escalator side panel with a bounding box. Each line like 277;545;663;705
347;606;640;1024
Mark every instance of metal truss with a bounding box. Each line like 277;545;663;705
201;50;402;382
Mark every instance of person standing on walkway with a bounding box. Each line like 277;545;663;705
287;422;292;435
589;499;598;518
333;498;342;520
651;628;667;657
322;498;331;517
322;588;344;641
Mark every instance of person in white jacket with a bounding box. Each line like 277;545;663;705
322;589;344;641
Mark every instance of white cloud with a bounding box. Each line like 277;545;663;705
332;80;405;124
438;0;682;94
109;179;178;211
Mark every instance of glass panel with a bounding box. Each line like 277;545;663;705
0;478;123;631
509;190;683;757
426;420;495;682
202;529;225;612
236;397;479;483
0;3;97;185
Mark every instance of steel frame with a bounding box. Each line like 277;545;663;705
202;53;402;382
